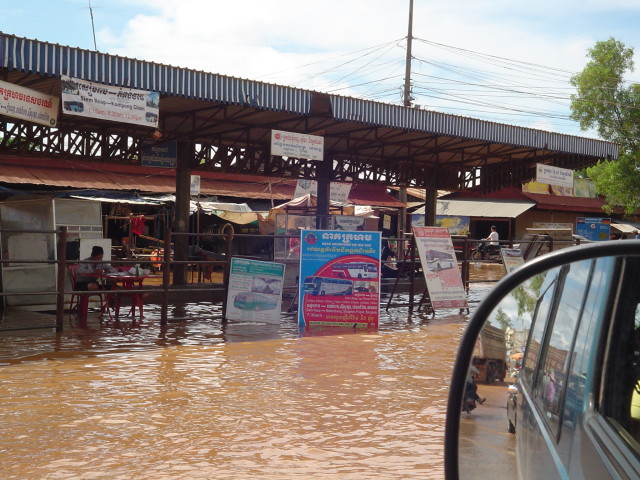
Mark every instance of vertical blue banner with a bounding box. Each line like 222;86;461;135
298;230;381;331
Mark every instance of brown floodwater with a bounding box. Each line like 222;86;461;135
0;265;505;480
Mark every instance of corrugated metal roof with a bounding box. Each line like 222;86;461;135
0;162;294;200
414;199;535;218
347;184;405;208
330;96;618;158
0;33;311;115
518;191;606;212
0;33;619;161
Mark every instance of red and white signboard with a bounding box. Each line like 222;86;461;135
412;226;468;310
0;80;59;127
271;129;324;161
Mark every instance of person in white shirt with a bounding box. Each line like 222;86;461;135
76;246;116;291
480;225;499;256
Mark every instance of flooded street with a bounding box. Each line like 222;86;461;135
0;265;505;479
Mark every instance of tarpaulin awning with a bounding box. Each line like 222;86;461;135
611;222;640;234
414;199;535;218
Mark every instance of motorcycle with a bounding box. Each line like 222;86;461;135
470;242;505;262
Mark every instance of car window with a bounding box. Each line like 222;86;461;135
522;268;560;387
532;260;593;437
601;256;640;450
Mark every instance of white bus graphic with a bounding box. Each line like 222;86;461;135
332;262;378;279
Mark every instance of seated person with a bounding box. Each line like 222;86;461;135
76;246;116;291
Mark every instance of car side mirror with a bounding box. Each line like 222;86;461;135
443;240;640;479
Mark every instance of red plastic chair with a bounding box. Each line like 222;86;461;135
67;264;107;318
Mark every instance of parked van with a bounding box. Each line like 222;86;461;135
445;241;640;479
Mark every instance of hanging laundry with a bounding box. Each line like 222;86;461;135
130;216;145;235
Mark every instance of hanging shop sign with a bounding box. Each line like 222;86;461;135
0;80;59;127
225;258;286;324
412;226;468;310
293;179;351;204
298;230;381;331
536;163;574;189
190;175;201;196
61;75;160;128
141;141;177;168
271;129;324;161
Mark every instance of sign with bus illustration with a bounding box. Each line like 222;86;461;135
412;226;468;310
298;230;381;331
225;258;285;324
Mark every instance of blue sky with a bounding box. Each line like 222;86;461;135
3;0;640;138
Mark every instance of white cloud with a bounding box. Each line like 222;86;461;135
92;0;640;135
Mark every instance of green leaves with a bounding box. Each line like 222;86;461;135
570;38;640;214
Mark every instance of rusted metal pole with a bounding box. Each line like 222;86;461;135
221;224;233;322
408;237;416;314
160;227;171;326
55;227;67;332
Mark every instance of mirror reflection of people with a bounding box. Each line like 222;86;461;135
76;246;115;291
463;366;485;413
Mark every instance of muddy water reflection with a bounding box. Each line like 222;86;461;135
0;272;501;479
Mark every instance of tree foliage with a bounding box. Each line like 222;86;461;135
570;38;640;215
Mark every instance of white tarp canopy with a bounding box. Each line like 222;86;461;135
611;222;640;234
414;199;536;218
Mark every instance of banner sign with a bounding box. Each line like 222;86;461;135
141;141;177;167
293;179;351;204
501;248;524;274
0;80;59;127
298;230;381;330
412;226;468;310
576;217;611;241
271;129;324;161
61;75;160;128
190;175;201;196
411;215;470;236
332;215;365;231
225;258;285;324
536;163;574;189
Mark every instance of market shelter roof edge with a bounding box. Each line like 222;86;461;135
0;32;619;192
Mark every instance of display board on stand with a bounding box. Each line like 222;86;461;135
412;226;468;311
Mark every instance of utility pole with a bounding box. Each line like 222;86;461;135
403;0;414;108
89;0;97;50
398;0;413;245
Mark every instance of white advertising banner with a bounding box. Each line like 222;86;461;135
412;226;468;310
0;80;59;127
225;258;285;324
293;180;351;204
61;75;160;128
536;163;574;189
271;129;324;161
190;175;201;196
